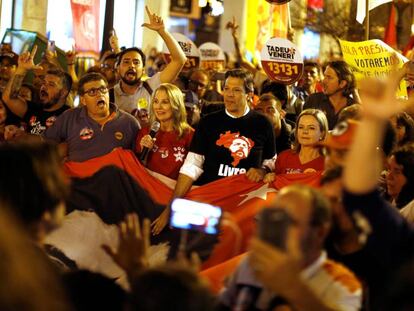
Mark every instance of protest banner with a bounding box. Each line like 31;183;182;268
339;39;408;97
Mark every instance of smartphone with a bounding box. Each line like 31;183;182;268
170;198;222;234
257;208;292;250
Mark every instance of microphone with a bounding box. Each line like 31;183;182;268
140;121;160;162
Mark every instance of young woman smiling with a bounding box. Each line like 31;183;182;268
136;83;194;180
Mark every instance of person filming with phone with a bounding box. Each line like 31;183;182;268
218;185;362;311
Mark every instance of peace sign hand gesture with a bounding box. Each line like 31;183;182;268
142;6;165;32
17;45;43;72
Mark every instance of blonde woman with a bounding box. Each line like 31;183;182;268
264;109;328;182
136;83;194;180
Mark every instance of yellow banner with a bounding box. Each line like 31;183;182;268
339;39;408;97
246;0;288;58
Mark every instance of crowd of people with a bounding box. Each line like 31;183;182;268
1;6;414;311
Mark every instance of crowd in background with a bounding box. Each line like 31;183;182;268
2;6;414;311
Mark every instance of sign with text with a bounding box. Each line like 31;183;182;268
199;42;225;72
339;39;408;97
261;37;303;85
163;32;200;71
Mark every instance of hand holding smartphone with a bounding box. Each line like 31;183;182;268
257;208;293;251
169;198;222;235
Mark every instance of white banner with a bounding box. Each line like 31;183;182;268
356;0;392;24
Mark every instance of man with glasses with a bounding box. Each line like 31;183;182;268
100;52;118;89
44;72;139;162
188;68;224;117
2;46;72;135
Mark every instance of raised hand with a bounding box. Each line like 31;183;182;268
248;227;303;296
226;16;239;38
102;213;150;274
142;6;165;32
359;60;414;120
65;45;76;65
109;29;120;53
17;45;43;72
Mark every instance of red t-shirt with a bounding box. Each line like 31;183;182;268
136;126;194;180
275;149;324;174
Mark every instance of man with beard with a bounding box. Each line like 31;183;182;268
303;61;359;130
44;72;139;162
112;6;186;113
2;46;71;135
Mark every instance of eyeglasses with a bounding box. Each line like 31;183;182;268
83;86;108;97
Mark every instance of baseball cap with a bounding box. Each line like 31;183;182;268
320;119;359;150
0;51;18;66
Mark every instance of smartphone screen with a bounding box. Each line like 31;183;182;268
170;198;222;234
258;208;292;250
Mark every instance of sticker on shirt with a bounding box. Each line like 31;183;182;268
45;116;57;128
173;147;186;162
216;131;255;166
158;147;169;159
29;115;37;125
114;131;123;140
79;127;94;140
30;122;46;135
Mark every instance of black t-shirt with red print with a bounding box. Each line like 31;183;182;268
23;102;70;135
190;109;275;185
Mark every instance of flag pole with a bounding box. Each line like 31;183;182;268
365;0;370;40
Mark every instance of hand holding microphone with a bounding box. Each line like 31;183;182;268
139;121;160;162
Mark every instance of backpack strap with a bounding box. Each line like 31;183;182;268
142;81;153;95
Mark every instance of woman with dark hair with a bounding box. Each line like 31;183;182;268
386;144;414;210
136;83;194;180
390;112;414;147
264;109;328;182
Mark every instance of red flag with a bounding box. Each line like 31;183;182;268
65;149;322;265
70;0;100;53
383;4;397;48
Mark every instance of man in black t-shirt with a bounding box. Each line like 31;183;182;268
2;46;71;135
304;61;358;130
151;69;276;235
